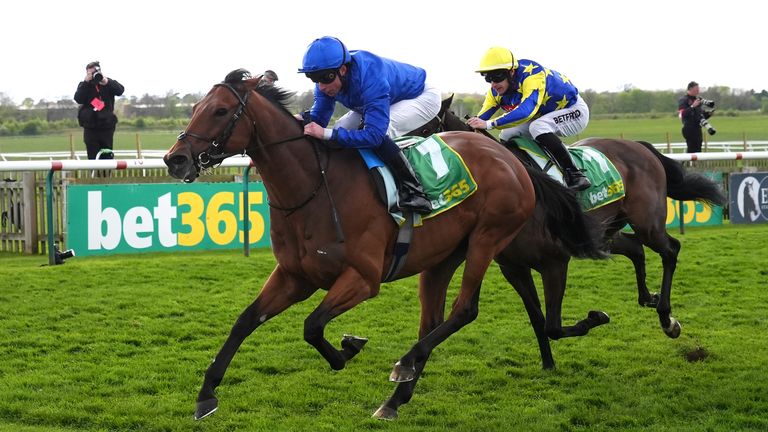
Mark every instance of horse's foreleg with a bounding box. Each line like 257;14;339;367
374;256;461;420
303;268;378;371
541;261;610;340
498;263;555;370
195;268;316;420
610;232;658;307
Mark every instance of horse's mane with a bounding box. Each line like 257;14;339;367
223;68;296;118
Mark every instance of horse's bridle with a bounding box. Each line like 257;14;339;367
176;82;338;230
177;82;254;170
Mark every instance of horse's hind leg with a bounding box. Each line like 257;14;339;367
497;263;555;370
195;268;316;420
387;229;509;384
374;251;463;420
541;261;610;340
303;268;379;371
609;232;659;307
650;232;682;338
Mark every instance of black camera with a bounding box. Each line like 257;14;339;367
93;66;103;83
700;118;716;135
54;243;76;264
697;97;715;110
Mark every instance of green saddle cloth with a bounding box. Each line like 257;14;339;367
395;134;478;219
510;136;625;210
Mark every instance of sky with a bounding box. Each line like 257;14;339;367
1;0;764;105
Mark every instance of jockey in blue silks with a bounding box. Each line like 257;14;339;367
299;36;440;214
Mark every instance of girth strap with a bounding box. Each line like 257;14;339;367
382;211;415;282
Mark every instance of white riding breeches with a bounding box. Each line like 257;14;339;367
499;95;590;141
334;83;442;139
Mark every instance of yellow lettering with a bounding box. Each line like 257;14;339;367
682;201;695;224
695;201;713;223
451;183;462;198
239;191;266;244
178;192;205;246
665;198;677;225
442;189;453;204
459;179;470;193
207;192;238;245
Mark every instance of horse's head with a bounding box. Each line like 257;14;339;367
164;69;264;182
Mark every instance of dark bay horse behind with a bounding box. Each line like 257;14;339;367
163;71;603;420
438;110;726;369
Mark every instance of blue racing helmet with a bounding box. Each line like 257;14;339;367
298;36;351;73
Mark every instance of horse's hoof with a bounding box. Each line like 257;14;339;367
663;317;682;339
372;405;398;420
389;361;416;382
588;310;611;326
195;398;219;420
341;334;368;356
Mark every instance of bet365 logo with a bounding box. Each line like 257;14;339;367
86;190;267;250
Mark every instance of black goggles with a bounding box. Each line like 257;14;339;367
306;69;338;84
482;71;508;83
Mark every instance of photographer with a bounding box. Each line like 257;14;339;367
677;81;715;153
74;61;124;160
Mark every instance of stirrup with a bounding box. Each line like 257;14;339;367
399;194;432;214
566;170;591;191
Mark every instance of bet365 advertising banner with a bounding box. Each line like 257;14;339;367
67;182;271;256
665;171;723;227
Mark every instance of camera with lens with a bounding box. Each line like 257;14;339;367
697;97;715;111
92;66;104;83
699;118;716;136
54;243;76;265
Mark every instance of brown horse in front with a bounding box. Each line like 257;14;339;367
164;71;603;420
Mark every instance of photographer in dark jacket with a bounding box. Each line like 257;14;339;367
74;61;124;159
677;81;713;153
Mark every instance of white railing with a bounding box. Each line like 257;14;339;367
3;140;768;162
0;149;168;162
0;155;253;171
652;141;768;152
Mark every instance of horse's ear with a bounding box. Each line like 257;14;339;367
440;93;455;115
224;68;252;84
246;75;263;88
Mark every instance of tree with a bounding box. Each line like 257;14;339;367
181;93;203;104
0;92;14;107
163;91;180;118
0;92;15;117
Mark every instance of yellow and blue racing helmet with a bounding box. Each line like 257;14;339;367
475;47;518;73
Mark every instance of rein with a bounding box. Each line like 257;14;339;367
266;139;327;214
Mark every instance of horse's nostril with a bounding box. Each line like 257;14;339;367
167;154;190;167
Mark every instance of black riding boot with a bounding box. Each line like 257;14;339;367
536;132;591;191
376;138;433;214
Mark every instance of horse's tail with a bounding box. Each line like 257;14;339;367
636;141;727;206
524;166;607;259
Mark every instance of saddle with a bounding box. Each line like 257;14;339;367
503;136;626;211
359;134;478;223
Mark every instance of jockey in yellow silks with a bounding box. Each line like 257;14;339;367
466;47;591;191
